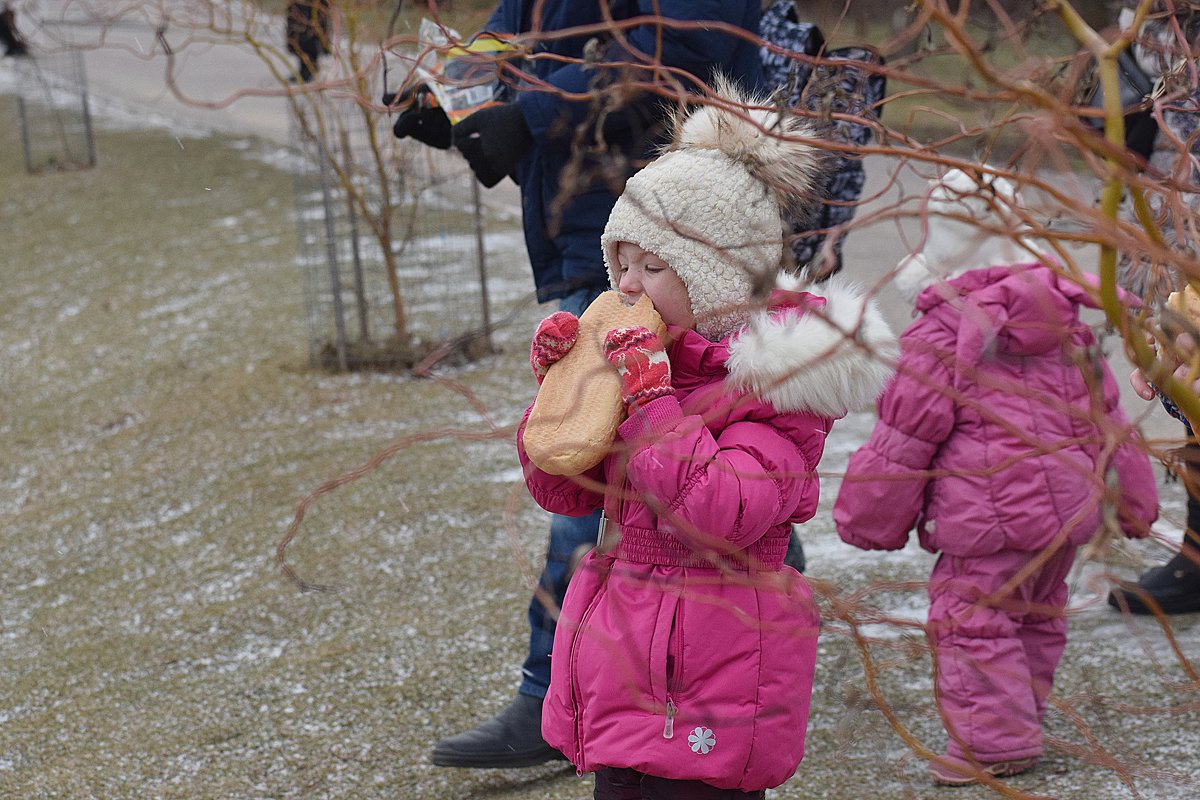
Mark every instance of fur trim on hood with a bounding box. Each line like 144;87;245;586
726;274;898;416
894;168;1051;304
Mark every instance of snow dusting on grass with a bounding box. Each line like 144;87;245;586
2;53;1199;800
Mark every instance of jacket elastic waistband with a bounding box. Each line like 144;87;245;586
602;518;788;571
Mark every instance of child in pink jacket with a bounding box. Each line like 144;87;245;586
834;169;1159;786
516;79;897;798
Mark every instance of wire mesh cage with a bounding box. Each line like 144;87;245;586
14;49;95;174
289;90;494;372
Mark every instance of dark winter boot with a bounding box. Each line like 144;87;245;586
1108;551;1200;615
430;693;565;768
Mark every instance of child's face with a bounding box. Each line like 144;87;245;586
613;242;694;330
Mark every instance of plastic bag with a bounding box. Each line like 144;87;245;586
414;18;517;124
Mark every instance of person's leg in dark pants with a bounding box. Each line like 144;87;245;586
520;510;603;697
595;768;766;800
784;525;806;573
430;284;606;768
594;768;645;800
640;775;765;800
429;510;601;767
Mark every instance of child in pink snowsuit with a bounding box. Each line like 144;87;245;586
833;169;1159;786
517;79;897;798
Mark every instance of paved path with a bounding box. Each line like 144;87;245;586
17;0;299;142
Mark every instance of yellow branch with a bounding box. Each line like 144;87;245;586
1046;0;1200;429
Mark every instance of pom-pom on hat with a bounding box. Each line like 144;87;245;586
601;75;831;340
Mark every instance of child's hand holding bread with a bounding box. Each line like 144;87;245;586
523;292;666;476
603;326;673;411
530;312;580;386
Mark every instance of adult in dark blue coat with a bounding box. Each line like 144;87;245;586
459;0;763;306
389;0;763;770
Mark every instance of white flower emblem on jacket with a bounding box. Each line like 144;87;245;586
688;727;716;754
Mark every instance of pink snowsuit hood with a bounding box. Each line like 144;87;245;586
834;262;1158;557
519;278;896;791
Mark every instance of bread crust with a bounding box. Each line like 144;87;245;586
523;292;666;476
1168;283;1200;322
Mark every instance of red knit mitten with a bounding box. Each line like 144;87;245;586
603;326;674;412
530;311;580;385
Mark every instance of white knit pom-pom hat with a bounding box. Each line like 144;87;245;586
601;75;831;340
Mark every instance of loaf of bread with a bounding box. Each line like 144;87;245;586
523;292;666;476
1168;283;1200;322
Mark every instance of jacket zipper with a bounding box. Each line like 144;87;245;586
662;597;684;739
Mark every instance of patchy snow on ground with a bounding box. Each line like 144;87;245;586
3;13;1200;798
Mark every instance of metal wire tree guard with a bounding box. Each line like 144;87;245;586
289;91;493;372
14;49;96;174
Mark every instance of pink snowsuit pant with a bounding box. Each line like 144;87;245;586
927;544;1076;763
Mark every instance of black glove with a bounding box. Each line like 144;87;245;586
384;85;452;150
452;102;534;188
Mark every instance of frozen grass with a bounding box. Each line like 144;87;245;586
1;90;1199;800
0;91;559;799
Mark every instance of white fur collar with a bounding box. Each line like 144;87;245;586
725;275;898;416
894;169;1051;304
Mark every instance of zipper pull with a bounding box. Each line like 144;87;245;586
663;698;676;739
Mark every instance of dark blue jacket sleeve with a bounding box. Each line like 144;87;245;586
484;4;509;34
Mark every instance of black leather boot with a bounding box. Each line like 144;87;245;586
430;693;565;768
1108;551;1200;615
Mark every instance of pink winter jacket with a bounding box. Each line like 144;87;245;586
834;263;1158;557
518;281;896;791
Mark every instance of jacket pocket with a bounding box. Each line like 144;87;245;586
648;587;683;739
563;561;612;769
